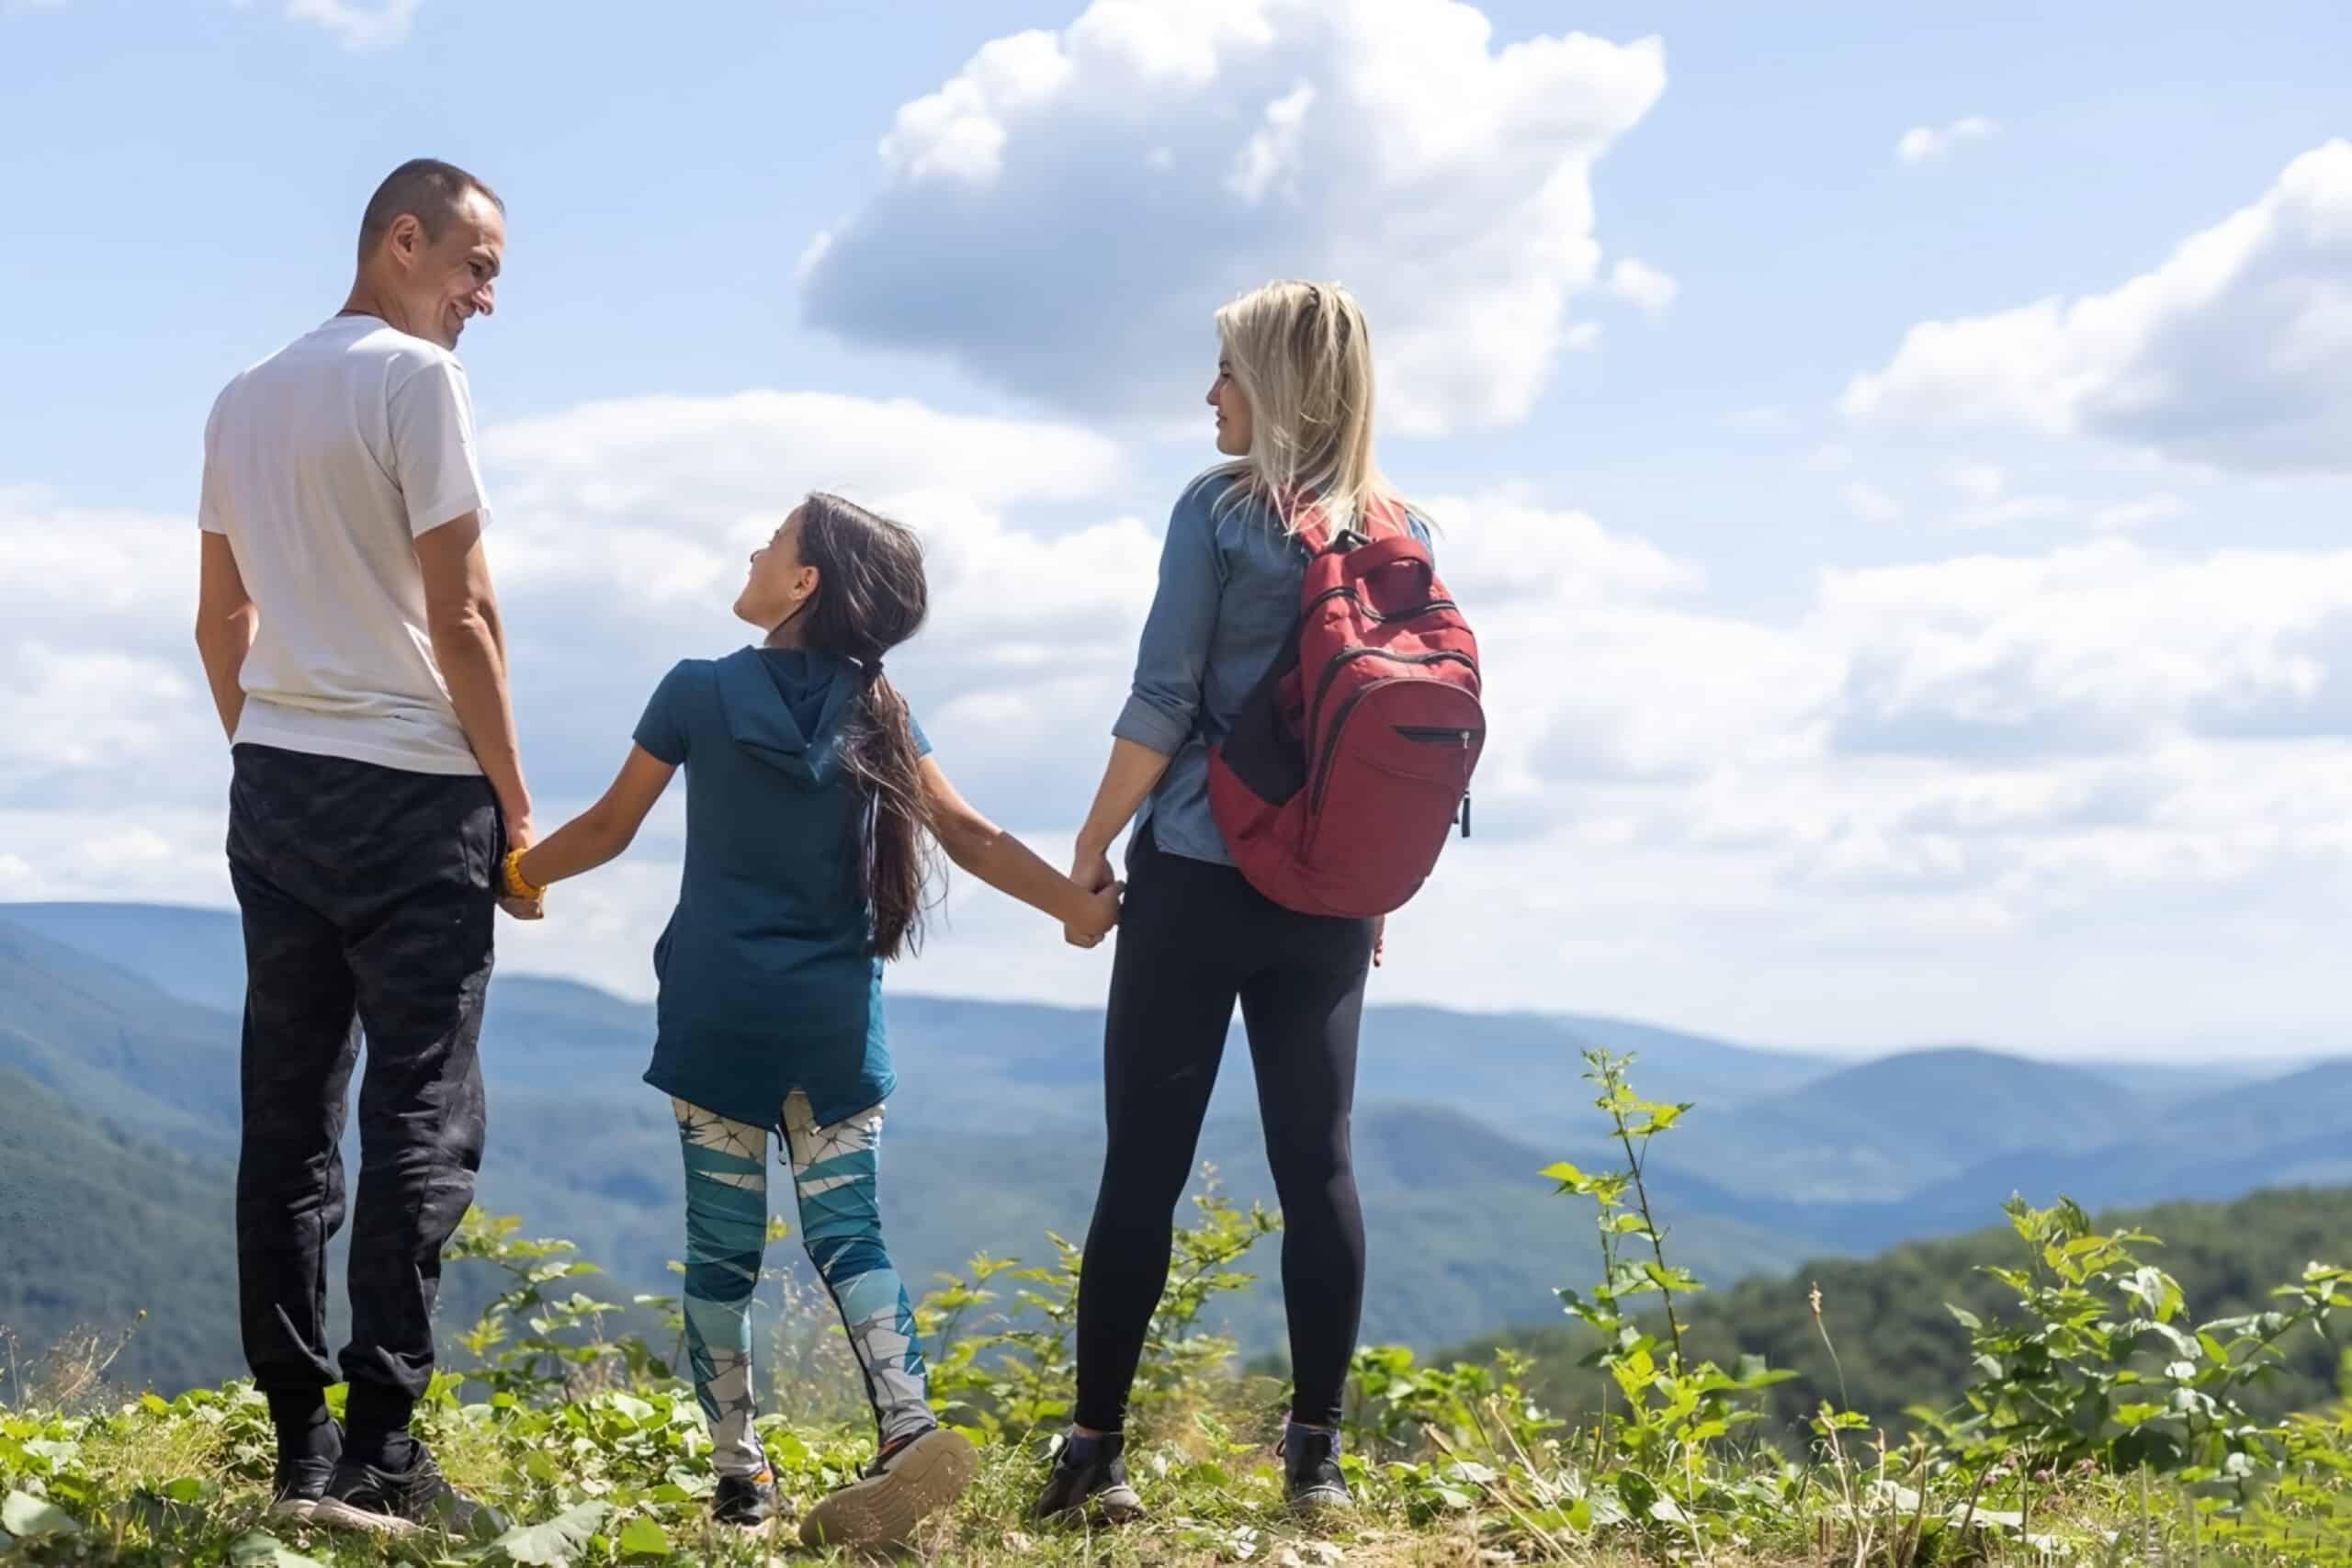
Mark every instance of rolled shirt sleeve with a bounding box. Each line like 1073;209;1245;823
1114;488;1225;756
389;355;492;538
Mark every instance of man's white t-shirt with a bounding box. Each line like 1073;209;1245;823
199;314;492;776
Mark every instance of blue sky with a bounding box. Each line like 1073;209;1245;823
4;0;2350;1058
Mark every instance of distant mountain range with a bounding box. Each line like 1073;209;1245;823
2;901;2344;1396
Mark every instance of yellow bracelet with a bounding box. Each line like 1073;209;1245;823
503;847;546;901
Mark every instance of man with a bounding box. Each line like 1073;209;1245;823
193;157;535;1539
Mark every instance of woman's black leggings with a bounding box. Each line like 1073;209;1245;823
1073;827;1375;1432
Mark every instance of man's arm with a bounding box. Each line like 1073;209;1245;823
194;533;258;741
415;514;533;843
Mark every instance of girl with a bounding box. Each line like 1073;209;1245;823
510;492;1122;1548
1035;281;1430;1521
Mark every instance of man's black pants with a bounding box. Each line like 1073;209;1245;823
228;743;498;1434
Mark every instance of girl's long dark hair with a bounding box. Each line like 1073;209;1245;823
795;491;936;961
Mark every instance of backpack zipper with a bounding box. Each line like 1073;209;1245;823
1306;647;1478;749
1304;583;1460;623
1396;725;1478;748
1308;675;1480;818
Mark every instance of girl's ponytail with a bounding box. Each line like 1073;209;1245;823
795;492;939;960
839;668;933;961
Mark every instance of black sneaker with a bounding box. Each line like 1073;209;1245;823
713;1467;779;1529
268;1421;343;1522
311;1439;506;1540
799;1427;977;1548
1030;1430;1143;1524
1280;1423;1350;1511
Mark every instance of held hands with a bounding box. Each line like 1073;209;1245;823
1066;843;1120;950
499;818;546;922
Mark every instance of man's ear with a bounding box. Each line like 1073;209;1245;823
386;213;424;267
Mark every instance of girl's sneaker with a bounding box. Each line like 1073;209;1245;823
797;1427;977;1549
712;1468;779;1528
1030;1430;1144;1524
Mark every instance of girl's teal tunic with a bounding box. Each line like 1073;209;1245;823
631;647;927;1132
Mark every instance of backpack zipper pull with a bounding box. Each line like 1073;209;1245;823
1459;793;1473;839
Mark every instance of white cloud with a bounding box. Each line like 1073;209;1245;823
2092;492;2190;533
1227;80;1317;203
14;386;2352;1049
1564;321;1602;350
1896;116;1997;164
1609;256;1679;317
1947;462;2006;502
1844;141;2352;474
800;0;1668;434
228;0;421;50
1843;480;1903;522
1812;540;2352;760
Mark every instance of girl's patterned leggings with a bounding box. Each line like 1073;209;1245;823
672;1092;932;1477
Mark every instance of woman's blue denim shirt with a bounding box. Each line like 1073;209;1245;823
1114;472;1430;866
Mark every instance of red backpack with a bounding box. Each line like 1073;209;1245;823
1207;500;1485;918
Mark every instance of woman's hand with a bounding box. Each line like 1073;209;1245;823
1065;843;1117;948
1373;915;1386;968
1066;878;1124;949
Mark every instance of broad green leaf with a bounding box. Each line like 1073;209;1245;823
616;1517;672;1558
229;1533;330;1568
2;1490;80;1539
492;1501;611;1566
1945;1303;1983;1332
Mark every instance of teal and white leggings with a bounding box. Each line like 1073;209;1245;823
673;1093;932;1477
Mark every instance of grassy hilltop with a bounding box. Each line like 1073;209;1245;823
5;1050;2350;1565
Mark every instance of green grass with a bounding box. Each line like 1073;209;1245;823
6;1049;2349;1565
3;1372;2345;1565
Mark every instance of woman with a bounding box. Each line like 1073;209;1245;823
1034;281;1430;1521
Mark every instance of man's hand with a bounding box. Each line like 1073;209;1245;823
499;813;543;921
1066;843;1116;948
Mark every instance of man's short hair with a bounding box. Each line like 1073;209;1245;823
357;159;504;263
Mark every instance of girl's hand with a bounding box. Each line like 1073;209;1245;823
1067;880;1124;949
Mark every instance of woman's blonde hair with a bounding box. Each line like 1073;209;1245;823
1209;279;1409;537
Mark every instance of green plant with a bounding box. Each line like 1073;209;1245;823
911;1164;1275;1444
1546;1048;1794;1547
1917;1195;2348;1512
445;1207;639;1398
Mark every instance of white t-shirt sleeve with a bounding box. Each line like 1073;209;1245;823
198;392;229;535
388;356;492;538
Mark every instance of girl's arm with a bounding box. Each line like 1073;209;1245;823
514;745;678;891
921;756;1121;940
